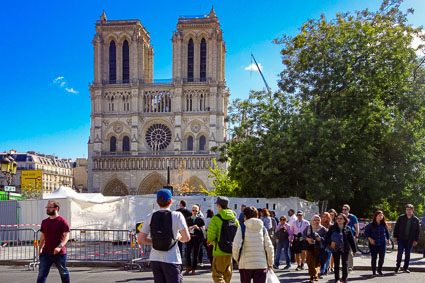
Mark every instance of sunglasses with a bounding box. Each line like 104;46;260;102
342;208;348;210
192;210;198;212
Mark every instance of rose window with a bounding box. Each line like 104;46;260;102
145;124;172;150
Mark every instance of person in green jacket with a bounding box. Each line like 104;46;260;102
207;196;239;283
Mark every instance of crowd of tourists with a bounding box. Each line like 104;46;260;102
35;193;422;283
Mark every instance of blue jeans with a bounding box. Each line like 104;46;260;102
396;239;413;269
274;240;291;267
320;250;332;273
37;253;70;283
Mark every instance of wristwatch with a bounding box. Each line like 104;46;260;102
58;244;63;248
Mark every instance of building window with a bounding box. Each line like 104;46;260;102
110;136;117;152
123;136;130;152
109;41;116;83
200;38;206;81
187;136;193;151
122;40;129;83
187;39;194;82
199;135;206;151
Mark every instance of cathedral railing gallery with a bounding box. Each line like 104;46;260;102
92;155;215;171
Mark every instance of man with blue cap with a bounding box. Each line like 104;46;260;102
138;189;190;283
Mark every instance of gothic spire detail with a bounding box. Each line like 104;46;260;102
100;10;107;23
208;6;216;18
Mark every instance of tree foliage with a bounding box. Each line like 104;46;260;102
220;0;425;218
201;159;239;197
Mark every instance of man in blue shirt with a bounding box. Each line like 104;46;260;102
238;204;246;226
342;204;359;271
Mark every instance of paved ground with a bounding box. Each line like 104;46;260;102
1;251;424;282
2;264;425;283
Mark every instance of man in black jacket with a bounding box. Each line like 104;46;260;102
393;204;420;273
176;200;192;258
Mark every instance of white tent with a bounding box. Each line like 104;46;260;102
14;187;320;231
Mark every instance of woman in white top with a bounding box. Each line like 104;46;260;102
232;206;274;283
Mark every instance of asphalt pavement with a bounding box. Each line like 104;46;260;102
0;251;424;283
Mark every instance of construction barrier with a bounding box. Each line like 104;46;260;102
0;226;152;270
0;228;38;270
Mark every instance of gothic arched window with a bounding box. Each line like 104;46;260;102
188;39;194;82
199;135;206;151
110;136;117;152
200;38;207;81
187;136;193;151
123;136;130;152
122;40;129;83
109;41;116;84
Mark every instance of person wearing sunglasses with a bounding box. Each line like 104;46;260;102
184;204;205;275
325;213;356;283
273;215;293;269
342;204;358;271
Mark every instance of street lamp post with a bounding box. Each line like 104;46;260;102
1;154;18;200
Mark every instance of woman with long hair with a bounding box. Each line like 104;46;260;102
319;212;332;278
364;211;390;276
325;213;356;283
327;209;337;272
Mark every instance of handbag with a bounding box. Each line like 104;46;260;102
301;226;315;251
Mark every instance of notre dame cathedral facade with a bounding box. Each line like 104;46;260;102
88;8;229;196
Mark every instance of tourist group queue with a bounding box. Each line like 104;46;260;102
34;192;421;283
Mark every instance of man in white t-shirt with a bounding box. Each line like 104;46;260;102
138;189;190;283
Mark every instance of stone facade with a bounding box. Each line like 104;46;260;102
72;158;88;192
88;8;229;196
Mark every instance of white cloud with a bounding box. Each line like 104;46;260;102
60;81;66;87
53;76;64;83
244;63;263;72
65;88;79;94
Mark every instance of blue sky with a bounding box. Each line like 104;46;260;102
0;0;423;160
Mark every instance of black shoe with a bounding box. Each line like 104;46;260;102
283;265;291;270
403;268;410;273
378;271;383;276
301;263;305;270
295;265;301;271
372;271;376;277
273;265;279;269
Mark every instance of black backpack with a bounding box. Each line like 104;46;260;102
216;214;238;253
150;210;176;251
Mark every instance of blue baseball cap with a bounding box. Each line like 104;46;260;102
157;189;172;201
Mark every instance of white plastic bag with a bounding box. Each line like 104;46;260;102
266;268;280;283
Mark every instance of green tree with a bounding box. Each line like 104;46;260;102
201;159;239;197
220;0;425;218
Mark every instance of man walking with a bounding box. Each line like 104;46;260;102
393;204;420;273
139;189;190;283
290;210;309;270
342;204;359;270
207;196;240;283
238;204;246;226
37;200;70;283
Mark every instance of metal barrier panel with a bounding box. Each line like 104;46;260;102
130;232;152;269
67;229;133;262
0;228;36;262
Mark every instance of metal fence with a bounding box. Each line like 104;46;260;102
0;227;152;270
